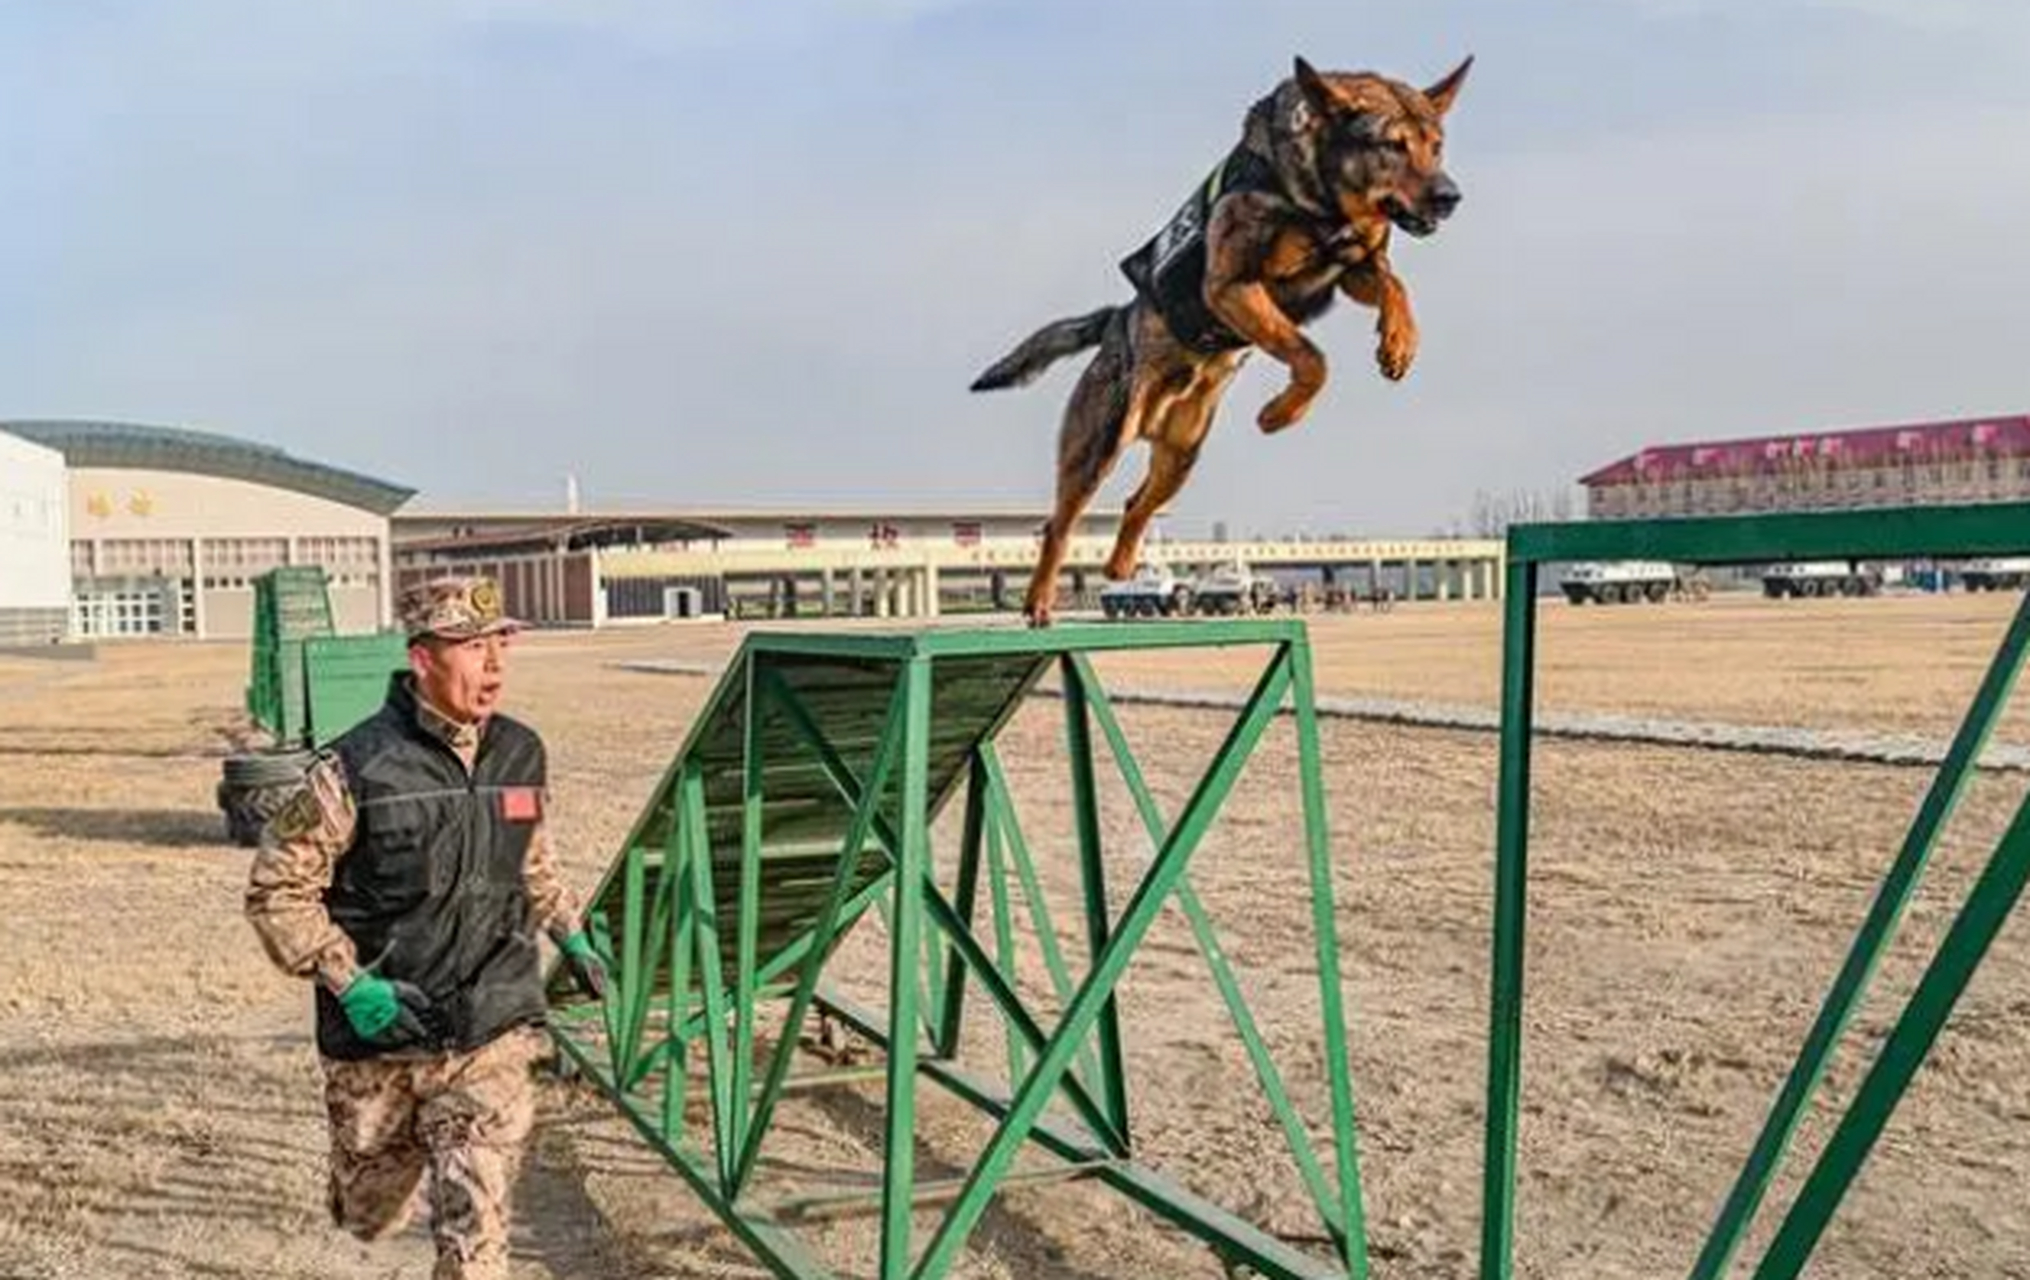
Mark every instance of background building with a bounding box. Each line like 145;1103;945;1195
392;505;1139;624
1580;413;2030;519
3;420;414;640
0;429;72;646
393;503;1506;623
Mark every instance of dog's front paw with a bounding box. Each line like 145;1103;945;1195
1258;381;1320;435
1377;323;1417;381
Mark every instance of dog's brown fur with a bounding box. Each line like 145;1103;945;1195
970;55;1472;625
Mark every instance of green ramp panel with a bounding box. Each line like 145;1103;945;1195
1478;498;2030;1280
546;619;1371;1280
302;632;411;748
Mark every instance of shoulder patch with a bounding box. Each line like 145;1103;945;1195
268;784;325;842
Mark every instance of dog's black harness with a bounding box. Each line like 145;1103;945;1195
1118;139;1358;356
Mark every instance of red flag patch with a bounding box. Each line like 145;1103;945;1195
501;787;542;823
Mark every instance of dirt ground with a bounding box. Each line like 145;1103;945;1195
3;591;2030;1279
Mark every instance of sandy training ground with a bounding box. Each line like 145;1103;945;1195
4;591;2030;1279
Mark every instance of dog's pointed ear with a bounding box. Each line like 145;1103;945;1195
1292;55;1345;120
1424;54;1474;115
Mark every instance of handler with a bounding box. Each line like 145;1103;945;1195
244;574;607;1280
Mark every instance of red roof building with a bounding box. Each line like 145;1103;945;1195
1579;414;2030;519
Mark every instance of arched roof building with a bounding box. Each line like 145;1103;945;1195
2;419;413;640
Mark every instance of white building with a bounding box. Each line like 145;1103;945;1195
2;419;414;640
0;429;72;646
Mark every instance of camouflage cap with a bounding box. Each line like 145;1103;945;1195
397;575;523;643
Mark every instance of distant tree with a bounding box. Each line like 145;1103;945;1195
1465;487;1574;537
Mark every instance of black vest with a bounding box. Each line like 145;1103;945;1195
313;674;550;1061
1118;144;1285;355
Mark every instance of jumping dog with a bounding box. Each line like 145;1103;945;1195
969;55;1472;625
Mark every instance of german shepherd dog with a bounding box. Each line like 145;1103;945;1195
969;55;1472;625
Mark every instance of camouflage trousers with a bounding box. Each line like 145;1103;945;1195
321;1023;548;1280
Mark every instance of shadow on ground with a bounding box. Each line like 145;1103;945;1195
0;806;230;850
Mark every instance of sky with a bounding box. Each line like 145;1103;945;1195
5;0;2028;538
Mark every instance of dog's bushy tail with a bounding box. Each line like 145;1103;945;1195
968;306;1117;392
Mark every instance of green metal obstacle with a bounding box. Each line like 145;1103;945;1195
242;565;407;750
546;619;1371;1279
222;567;408;845
245;566;337;741
1481;498;2030;1280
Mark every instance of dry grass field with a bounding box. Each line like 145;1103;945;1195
3;591;2030;1279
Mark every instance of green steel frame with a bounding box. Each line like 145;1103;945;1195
1480;499;2030;1280
546;619;1372;1279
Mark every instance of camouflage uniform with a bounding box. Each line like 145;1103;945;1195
246;576;585;1280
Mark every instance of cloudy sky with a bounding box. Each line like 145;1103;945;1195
6;0;2027;536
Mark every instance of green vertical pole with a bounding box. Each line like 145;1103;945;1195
880;655;934;1279
1480;557;1538;1280
1692;588;2030;1280
1289;634;1371;1277
1750;790;2030;1279
1060;654;1132;1148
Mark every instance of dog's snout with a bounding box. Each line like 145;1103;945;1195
1426;175;1462;217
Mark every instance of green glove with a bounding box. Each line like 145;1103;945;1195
556;929;608;1000
338;972;435;1046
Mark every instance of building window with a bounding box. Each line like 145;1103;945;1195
207;537;288;574
294;536;381;588
72;584;168;637
97;538;191;574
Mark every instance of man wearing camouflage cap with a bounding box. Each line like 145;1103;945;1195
245;574;607;1279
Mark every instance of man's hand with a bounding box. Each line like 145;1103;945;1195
555;929;608;1001
338;972;436;1046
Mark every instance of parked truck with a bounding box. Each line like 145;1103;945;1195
1759;560;1898;598
1558;561;1709;605
1098;563;1195;618
1187;561;1282;615
1959;557;2030;592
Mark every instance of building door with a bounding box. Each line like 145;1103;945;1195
72;580;171;637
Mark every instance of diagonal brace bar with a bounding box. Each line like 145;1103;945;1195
910;650;1294;1279
1692;587;2030;1280
1068;650;1349;1240
733;675;913;1194
1750;786;2030;1279
760;665;1125;1154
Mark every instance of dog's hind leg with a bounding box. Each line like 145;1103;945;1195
1103;358;1240;581
1023;316;1140;627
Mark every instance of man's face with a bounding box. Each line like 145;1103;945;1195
410;631;511;723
